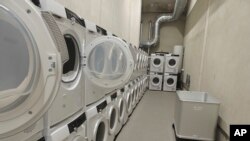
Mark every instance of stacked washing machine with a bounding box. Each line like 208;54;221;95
0;1;149;141
149;51;181;92
163;53;180;92
149;53;165;91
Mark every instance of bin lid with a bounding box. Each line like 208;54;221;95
176;91;220;104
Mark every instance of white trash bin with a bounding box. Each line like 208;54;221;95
174;91;220;141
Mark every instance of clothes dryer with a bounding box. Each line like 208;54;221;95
45;9;86;126
84;36;134;105
0;0;63;139
123;84;133;118
113;89;127;134
86;98;109;141
104;93;119;141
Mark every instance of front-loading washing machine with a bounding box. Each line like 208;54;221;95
0;0;64;140
123;84;133;118
143;75;149;92
86;97;109;141
150;53;165;73
84;35;134;105
163;73;177;92
149;72;163;91
104;93;119;140
120;87;129;125
138;77;144;100
44;9;86;127
135;78;141;104
129;81;137;110
48;110;87;141
164;54;180;74
113;89;127;134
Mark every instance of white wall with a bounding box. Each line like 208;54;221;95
55;0;142;46
184;0;250;140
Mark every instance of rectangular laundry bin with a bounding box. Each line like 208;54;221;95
174;91;220;141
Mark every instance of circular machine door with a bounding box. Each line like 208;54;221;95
85;36;134;88
152;57;162;67
125;91;132;114
0;4;61;136
168;58;177;68
106;105;118;135
91;115;108;141
166;77;176;87
152;76;161;86
61;33;81;83
117;96;125;123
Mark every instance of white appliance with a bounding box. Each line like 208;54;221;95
120;87;129;125
104;93;119;140
150;53;165;73
0;0;63;140
48;110;87;141
123;84;133;118
47;10;86;126
135;78;141;104
149;73;163;91
164;54;180;74
84;35;134;105
86;98;109;141
163;73;177;92
113;89;127;134
129;81;137;110
138;77;144;100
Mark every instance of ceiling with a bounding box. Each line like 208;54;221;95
142;0;176;13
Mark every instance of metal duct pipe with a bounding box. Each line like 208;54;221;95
140;0;187;48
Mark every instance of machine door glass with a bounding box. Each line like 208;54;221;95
0;6;61;135
86;36;134;88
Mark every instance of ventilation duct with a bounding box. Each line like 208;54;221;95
140;0;187;48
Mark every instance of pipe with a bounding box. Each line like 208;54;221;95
140;0;187;48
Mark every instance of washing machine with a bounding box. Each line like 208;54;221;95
150;53;165;73
84;35;134;105
149;72;163;91
164;53;180;74
138;77;144;100
129;81;137;110
123;84;133;117
143;75;148;93
86;98;109;141
104;93;119;140
0;0;64;140
113;89;127;134
135;78;141;104
48;110;87;141
44;9;86;126
120;86;129;125
163;73;177;92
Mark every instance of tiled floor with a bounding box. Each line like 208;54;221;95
116;90;177;141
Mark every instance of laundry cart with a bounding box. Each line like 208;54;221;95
174;91;220;141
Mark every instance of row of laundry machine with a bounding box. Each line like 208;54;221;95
0;0;149;141
149;51;182;91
